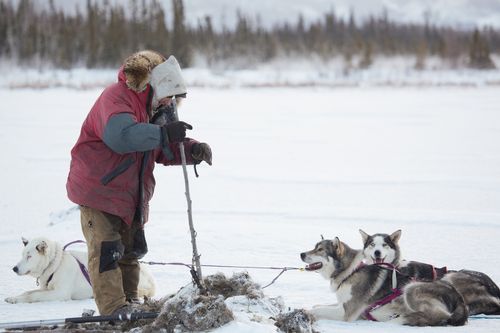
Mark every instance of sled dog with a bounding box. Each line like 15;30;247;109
360;229;447;281
360;229;500;316
300;237;468;326
443;270;500;315
5;237;156;303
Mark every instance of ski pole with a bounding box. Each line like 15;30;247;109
0;312;158;330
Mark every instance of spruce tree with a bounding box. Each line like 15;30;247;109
171;0;192;67
469;29;496;69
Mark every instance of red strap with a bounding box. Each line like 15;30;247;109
363;288;403;321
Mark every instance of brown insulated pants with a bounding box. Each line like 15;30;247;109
80;206;141;315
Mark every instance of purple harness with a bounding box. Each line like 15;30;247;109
363;262;403;321
63;240;92;286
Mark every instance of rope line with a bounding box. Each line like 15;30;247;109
139;260;304;288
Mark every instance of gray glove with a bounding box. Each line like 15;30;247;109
161;121;192;143
191;143;212;165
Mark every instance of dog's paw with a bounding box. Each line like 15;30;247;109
4;296;20;304
309;304;345;321
313;303;339;309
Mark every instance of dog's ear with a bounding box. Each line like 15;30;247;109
333;237;345;257
359;229;369;244
22;237;29;246
36;241;47;254
320;234;324;240
390;230;402;244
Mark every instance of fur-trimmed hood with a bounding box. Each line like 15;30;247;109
122;50;165;92
120;51;187;105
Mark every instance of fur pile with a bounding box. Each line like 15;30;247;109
143;293;233;333
203;271;264;299
275;309;317;333
141;272;265;332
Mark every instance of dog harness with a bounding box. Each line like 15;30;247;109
363;263;403;321
363;288;403;321
63;240;92;286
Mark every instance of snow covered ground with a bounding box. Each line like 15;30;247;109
2;56;500;90
0;84;500;332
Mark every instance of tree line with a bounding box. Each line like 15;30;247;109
0;0;497;69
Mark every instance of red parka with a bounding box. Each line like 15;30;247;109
67;69;197;226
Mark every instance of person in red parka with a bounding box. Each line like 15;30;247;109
66;50;212;316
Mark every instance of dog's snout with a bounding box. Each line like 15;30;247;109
300;252;306;260
374;250;381;257
12;266;18;273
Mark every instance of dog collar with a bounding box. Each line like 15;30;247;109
36;273;54;288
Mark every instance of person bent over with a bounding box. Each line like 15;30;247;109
66;50;212;315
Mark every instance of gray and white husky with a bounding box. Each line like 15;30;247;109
360;229;500;316
301;237;468;326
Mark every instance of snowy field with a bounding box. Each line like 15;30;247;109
2;55;500;90
0;85;500;332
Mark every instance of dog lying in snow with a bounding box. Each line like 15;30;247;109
360;229;448;281
4;237;155;304
301;237;468;326
360;229;500;316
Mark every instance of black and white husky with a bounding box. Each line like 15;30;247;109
360;229;500;316
360;229;447;281
301;237;468;326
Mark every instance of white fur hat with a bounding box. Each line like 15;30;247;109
150;55;187;106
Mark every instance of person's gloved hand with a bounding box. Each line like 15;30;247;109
161;121;192;143
191;143;212;165
152;104;176;126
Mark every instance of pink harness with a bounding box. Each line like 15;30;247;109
363;262;403;321
363;288;403;321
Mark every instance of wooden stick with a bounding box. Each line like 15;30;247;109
179;141;203;281
171;97;203;283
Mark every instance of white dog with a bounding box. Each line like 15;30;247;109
5;237;155;303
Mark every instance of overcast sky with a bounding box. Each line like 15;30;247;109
17;0;500;29
183;0;500;29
